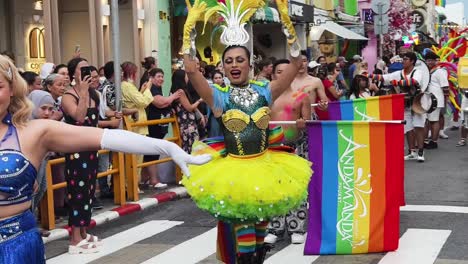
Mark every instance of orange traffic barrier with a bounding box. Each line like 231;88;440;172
39;150;125;230
123;115;182;201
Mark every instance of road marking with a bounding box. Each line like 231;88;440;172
401;205;468;214
47;220;183;264
141;227;217;264
265;236;319;264
378;228;451;264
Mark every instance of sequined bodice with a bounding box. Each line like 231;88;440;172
0;151;37;205
0;114;37;206
219;85;271;155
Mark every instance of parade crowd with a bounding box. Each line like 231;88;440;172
0;40;465;260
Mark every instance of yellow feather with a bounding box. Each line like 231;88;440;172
202;6;223;34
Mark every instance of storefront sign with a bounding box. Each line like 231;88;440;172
412;9;426;30
25;58;45;74
289;1;314;23
411;0;427;7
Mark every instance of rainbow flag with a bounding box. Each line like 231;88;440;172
304;121;404;254
328;94;405;121
327;94;405;206
435;0;445;7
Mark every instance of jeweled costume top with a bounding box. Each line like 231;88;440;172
0;113;45;264
0;114;36;206
182;81;312;223
215;81;272;155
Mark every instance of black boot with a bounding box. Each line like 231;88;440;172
236;252;256;264
255;243;274;264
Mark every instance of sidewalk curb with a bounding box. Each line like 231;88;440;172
42;186;188;244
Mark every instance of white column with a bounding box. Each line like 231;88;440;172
88;0;98;67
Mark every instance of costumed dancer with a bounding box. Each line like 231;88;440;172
180;0;312;263
264;59;312;245
0;54;210;263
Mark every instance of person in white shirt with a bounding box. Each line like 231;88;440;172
369;52;426;162
424;52;449;149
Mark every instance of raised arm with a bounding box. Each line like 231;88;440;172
184;55;213;108
152;92;180;108
34;119;210;176
178;90;203;112
270;56;301;101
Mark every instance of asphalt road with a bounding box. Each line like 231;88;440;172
45;128;468;263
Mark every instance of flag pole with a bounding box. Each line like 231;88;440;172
269;120;406;125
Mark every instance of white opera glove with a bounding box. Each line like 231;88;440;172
100;129;212;176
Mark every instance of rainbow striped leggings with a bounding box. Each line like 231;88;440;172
216;220;268;263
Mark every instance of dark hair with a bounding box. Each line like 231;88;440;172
67;57;99;106
257;59;272;72
121;61;138;80
103;61;114;79
142;56;156;70
349;74;369;99
272;59;290;73
221;45;251;63
300;50;308;58
326;63;336;74
424;52;439;61
87;66;100;105
21;71;39;86
403;52;417;66
213;70;224;78
148;68;164;77
171;69;191;103
317;65;328;79
89;65;98;73
67;57;87;82
204;65;216;79
53;64;67;74
316;56;326;63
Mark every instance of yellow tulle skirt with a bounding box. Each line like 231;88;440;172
181;142;313;223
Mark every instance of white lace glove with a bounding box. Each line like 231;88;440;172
100;129;212;176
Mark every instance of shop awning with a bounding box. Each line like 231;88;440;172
310;21;368;41
252;6;280;23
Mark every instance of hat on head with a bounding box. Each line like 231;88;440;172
40;62;55;79
352;54;362;61
338;56;348;63
308;61;320;69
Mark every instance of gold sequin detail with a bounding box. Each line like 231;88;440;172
222;109;250;133
234;133;244;155
260;130;266;151
251;107;271;130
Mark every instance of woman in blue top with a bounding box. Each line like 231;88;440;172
0;55;211;263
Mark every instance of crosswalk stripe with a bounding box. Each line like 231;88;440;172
401;205;468;214
264;236;319;264
141;227;217;264
47;220;183;264
378;229;451;264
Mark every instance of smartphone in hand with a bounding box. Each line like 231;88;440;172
80;66;91;81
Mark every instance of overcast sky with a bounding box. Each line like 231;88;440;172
446;0;467;24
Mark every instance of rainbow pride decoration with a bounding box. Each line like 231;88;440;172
435;0;445;7
328;94;405;121
327;94;405;207
304;120;404;254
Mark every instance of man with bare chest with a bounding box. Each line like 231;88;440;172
265;59;311;245
291;52;328;119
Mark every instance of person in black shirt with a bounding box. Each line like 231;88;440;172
142;68;180;188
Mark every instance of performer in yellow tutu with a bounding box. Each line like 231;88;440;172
180;0;313;263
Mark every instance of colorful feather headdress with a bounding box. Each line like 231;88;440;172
183;0;299;57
